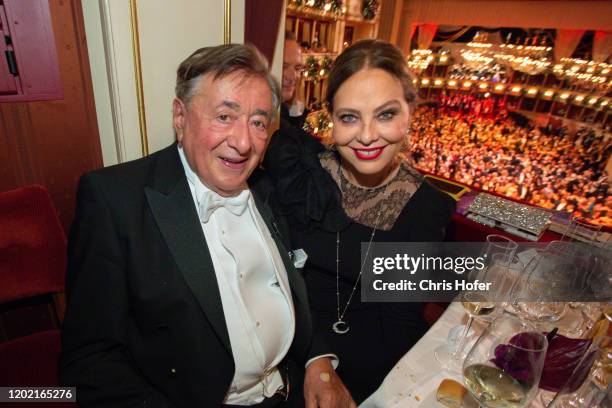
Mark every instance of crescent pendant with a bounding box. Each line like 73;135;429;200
332;320;350;334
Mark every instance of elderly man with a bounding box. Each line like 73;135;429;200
60;44;354;408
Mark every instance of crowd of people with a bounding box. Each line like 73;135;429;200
410;105;612;227
439;91;506;118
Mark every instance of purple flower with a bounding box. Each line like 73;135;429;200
539;333;592;393
492;332;547;384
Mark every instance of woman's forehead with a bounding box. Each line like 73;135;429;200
333;69;406;110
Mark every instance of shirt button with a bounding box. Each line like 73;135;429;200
170;368;177;377
239;273;243;279
256;321;261;327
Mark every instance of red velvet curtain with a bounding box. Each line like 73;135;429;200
592;30;612;62
404;23;418;53
417;23;438;50
244;0;284;64
554;29;585;61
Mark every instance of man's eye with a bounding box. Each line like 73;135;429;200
252;119;267;130
217;114;231;123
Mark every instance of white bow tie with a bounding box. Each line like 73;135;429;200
198;189;250;223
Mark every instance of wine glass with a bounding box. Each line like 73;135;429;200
584;251;612;303
482;234;519;267
462;313;548;408
467;235;518;324
434;234;518;370
510;251;568;324
545;335;611;408
435;252;520;373
537;330;602;406
562;216;603;245
604;304;612;323
540;241;604;335
557;217;604;311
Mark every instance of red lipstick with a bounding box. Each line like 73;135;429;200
352;146;386;160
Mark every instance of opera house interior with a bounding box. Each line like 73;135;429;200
0;1;610;407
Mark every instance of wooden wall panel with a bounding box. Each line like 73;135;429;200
245;0;284;64
0;0;102;232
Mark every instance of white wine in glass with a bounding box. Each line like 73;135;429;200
462;313;547;408
434;252;517;372
462;296;496;317
464;364;529;408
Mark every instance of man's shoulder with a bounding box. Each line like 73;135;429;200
81;143;178;194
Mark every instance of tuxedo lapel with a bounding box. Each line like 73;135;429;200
144;145;232;354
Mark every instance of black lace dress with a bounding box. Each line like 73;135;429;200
263;127;456;403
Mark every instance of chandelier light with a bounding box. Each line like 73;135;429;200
455;32;507;82
467;31;494;49
407;49;434;74
461;50;494;68
499;43;552;59
552;58;611;92
494;35;553;75
494;54;551;75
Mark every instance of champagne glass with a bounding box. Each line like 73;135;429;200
434;235;518;371
435;252;520;373
463;313;548;408
468;235;518;324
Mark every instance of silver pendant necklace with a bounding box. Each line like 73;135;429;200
333;182;388;335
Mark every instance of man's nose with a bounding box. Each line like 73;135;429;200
284;66;297;83
227;119;251;154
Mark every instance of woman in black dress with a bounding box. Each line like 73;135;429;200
265;39;455;404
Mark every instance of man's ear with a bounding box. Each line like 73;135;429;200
172;98;186;142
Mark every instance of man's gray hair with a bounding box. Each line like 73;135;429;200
175;43;280;116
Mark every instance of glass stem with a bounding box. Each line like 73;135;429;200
452;315;474;359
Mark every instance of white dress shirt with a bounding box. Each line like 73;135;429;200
178;147;294;405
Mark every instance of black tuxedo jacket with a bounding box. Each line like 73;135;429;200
59;144;322;407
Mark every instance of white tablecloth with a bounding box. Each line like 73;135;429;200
360;302;552;408
360;302;469;408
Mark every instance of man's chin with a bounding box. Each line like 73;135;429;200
211;181;249;197
281;89;294;103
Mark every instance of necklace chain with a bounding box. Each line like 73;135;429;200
334;182;388;334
